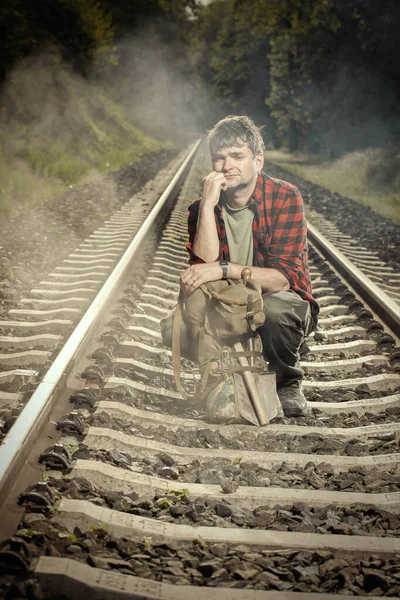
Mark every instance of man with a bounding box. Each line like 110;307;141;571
180;115;319;417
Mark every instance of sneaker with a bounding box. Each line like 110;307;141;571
278;382;307;417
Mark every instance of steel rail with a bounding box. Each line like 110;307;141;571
307;221;400;338
0;139;201;507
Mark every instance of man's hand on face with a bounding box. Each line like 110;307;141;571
201;171;228;208
180;262;223;295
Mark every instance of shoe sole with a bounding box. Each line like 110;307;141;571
282;408;307;418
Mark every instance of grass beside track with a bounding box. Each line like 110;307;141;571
265;149;400;223
0;54;170;217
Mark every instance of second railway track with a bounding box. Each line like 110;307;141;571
0;140;400;599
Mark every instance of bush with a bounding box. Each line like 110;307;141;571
364;149;400;191
0;157;65;215
0;51;169;216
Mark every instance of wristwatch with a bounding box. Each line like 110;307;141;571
219;260;229;280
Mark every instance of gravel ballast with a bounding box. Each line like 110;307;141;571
0;148;178;319
68;442;400;494
3;516;400;597
84;411;400;457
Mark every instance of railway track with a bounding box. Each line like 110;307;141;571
0;140;400;599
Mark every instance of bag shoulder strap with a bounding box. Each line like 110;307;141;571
172;295;212;400
171;298;192;400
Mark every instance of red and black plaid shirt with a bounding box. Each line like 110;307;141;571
186;171;319;320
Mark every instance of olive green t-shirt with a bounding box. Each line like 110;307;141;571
222;203;254;266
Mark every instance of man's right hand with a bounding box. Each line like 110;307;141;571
201;171;228;208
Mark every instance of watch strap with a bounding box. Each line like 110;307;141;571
219;260;228;279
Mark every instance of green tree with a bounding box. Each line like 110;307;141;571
188;0;400;152
189;0;272;130
249;0;341;151
0;0;115;81
260;0;400;151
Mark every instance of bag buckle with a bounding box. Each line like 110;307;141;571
246;310;254;320
220;346;231;372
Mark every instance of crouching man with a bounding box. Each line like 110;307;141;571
180;115;319;417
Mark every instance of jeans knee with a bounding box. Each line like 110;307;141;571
262;307;285;331
262;301;290;329
262;293;303;330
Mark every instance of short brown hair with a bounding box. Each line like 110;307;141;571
208;115;265;157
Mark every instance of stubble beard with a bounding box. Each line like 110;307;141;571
226;171;257;194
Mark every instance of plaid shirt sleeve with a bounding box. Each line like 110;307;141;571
185;200;205;264
266;185;308;288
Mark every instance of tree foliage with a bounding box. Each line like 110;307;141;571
1;0;399;154
190;0;271;124
189;0;400;153
0;0;199;81
0;0;115;79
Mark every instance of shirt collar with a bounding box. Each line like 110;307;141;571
250;172;265;205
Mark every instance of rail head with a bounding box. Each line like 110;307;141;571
307;221;400;339
0;139;202;508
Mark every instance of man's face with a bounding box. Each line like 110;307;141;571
211;143;264;189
